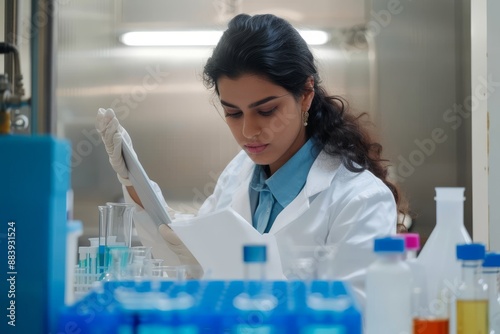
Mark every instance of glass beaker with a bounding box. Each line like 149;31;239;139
143;259;164;277
101;247;130;281
105;202;134;247
124;246;152;279
103;202;134;267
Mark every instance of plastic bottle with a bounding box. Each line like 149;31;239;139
456;243;488;334
482;252;500;333
417;187;471;334
365;236;412;334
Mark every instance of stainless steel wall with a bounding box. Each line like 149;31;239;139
371;0;472;242
53;0;471;244
57;0;370;240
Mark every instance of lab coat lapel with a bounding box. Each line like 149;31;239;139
269;151;341;234
230;163;254;225
270;190;310;233
231;184;252;224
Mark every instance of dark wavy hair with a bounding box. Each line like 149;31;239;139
203;14;408;228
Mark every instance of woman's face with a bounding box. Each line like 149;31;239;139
217;74;313;175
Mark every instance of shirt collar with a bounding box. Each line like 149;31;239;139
249;139;320;207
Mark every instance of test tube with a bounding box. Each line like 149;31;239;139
88;247;98;276
77;247;89;287
78;246;88;269
233;245;278;332
98;205;110;270
243;245;267;281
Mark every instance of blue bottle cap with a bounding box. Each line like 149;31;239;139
373;236;405;253
456;243;486;260
243;245;267;263
483;252;500;267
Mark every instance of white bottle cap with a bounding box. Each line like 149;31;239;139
434;187;465;201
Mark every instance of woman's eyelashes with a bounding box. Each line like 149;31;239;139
224;110;242;118
258;107;277;116
224;107;277;118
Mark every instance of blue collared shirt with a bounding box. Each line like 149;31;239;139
249;139;321;233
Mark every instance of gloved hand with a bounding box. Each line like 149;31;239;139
158;224;203;278
95;108;135;186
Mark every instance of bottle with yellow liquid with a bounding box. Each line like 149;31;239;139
456;243;488;334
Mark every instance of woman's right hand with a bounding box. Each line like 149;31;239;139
95;108;135;186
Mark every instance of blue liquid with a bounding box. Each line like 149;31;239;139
301;325;345;334
136;325;197;334
234;325;275;334
105;245;129;266
99;245;129;281
98;245;106;270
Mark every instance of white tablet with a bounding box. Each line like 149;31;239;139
122;140;173;227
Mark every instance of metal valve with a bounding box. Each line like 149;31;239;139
12;110;29;130
0;42;30;134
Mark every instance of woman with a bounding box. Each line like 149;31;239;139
96;13;406;305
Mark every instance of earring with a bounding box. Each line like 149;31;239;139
303;111;309;126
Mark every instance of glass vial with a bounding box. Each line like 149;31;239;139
456;243;488;334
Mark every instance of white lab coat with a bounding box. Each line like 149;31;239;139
126;149;397;306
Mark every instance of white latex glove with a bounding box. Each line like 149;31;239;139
95;108;135;186
158;224;203;278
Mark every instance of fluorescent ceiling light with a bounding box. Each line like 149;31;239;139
120;30;329;46
298;30;329;46
121;31;223;46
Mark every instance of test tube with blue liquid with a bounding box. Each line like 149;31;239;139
97;205;109;272
232;245;279;333
77;246;89;286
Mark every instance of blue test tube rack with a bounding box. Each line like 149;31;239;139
57;280;362;333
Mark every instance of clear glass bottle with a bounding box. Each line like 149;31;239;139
482;252;500;334
456;243;488;334
365;236;412;334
